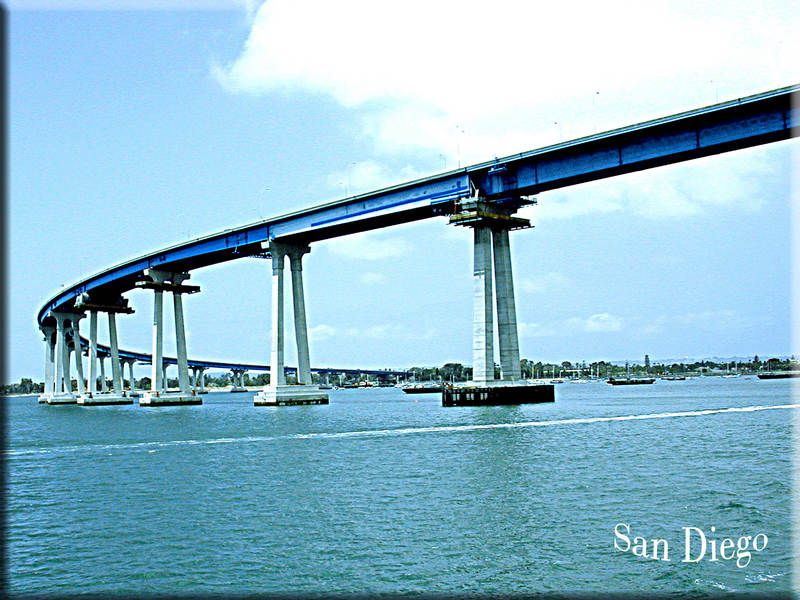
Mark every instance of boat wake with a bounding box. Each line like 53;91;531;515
7;403;798;459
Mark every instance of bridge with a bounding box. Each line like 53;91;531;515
36;85;798;406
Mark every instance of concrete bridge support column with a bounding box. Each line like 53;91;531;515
65;342;72;392
288;247;312;385
198;368;206;393
70;314;87;396
87;311;98;394
127;359;136;392
231;369;246;392
99;355;107;392
108;313;123;395
173;291;191;395
39;327;56;402
255;241;328;406
492;228;521;381
80;312;132;405
445;198;552;406
49;313;76;403
140;269;201;406
151;286;164;396
472;226;495;382
269;246;286;387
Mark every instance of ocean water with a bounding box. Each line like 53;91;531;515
5;377;796;596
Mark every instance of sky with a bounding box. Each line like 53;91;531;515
7;1;799;382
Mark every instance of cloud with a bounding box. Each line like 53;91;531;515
309;324;337;342
326;231;411;260
215;0;797;218
10;0;248;8
519;272;570;294
582;313;624;333
312;323;436;341
520;312;624;337
360;272;386;285
214;0;797;155
528;146;780;222
326;161;422;197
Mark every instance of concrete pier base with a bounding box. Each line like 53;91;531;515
254;385;329;406
140;392;202;406
46;393;77;405
442;381;554;407
77;393;133;406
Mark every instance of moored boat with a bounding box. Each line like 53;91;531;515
607;377;656;385
401;383;443;394
757;372;800;379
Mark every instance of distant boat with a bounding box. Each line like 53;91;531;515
607;377;656;386
660;375;686;381
401;383;442;394
757;372;800;379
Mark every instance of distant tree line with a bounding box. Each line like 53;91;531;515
4;355;797;394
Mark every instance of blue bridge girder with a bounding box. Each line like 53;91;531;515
87;342;406;377
38;84;799;369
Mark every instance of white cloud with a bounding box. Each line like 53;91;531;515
326;160;422;197
215;0;797;218
309;324;337;341
519;272;570;294
326;231;411;260
216;1;797;154
10;0;248;8
529;146;781;222
360;272;386;285
310;322;432;342
518;322;558;338
582;313;625;333
520;312;624;337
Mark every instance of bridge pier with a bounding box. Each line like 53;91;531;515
191;366;207;394
447;197;553;406
38;326;56;403
69;295;134;405
139;270;201;406
70;314;87;396
230;368;247;392
255;242;329;406
47;313;76;403
121;358;138;396
98;353;107;392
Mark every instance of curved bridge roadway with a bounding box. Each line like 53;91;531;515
37;85;798;405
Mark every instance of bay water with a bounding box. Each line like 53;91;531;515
6;377;795;595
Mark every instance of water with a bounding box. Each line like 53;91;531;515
6;377;795;595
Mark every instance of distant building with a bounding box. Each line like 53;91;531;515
644;354;651;369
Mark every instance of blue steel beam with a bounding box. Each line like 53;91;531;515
88;340;406;376
39;84;798;330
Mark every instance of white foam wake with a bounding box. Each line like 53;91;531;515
6;403;798;458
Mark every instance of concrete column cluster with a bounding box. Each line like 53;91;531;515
145;269;194;397
39;327;56;402
267;242;315;387
230;369;247;391
470;224;523;382
255;240;328;406
191;366;206;393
